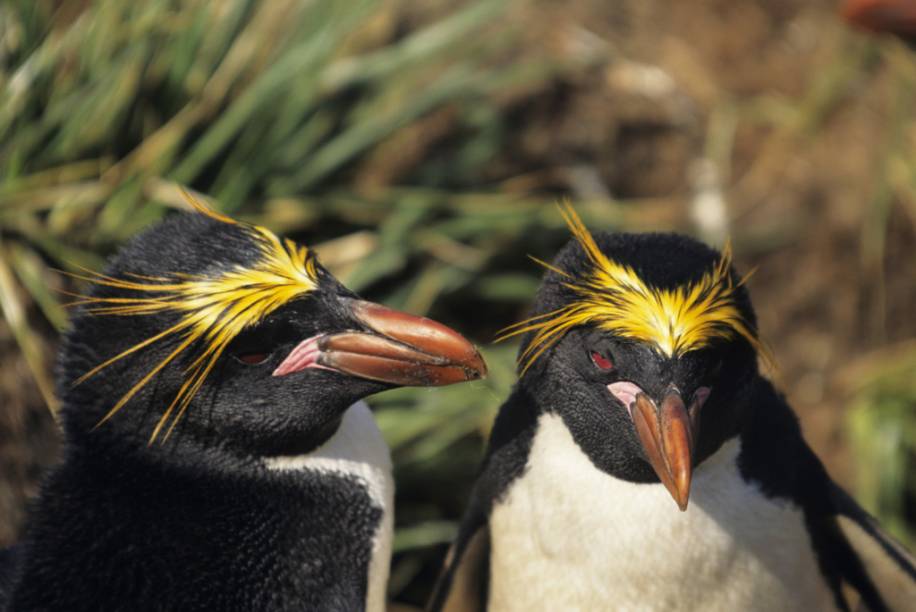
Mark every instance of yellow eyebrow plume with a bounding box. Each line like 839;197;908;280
498;202;765;373
67;191;320;443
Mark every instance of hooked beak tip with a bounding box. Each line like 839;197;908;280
465;348;488;381
350;299;487;384
673;469;691;511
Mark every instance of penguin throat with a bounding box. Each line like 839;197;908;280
255;415;344;457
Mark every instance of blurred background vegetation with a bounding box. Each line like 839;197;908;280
1;0;914;607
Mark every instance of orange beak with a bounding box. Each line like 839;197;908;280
274;299;487;387
610;382;710;511
631;391;697;511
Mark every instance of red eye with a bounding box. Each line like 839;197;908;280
591;351;614;370
237;352;269;365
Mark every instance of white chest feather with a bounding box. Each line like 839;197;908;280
263;401;393;612
488;413;835;612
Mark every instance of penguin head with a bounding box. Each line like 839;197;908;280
505;205;762;510
60;199;486;458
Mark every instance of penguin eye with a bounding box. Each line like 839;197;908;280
236;352;270;365
590;351;614;370
229;320;298;366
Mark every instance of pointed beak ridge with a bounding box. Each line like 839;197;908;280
630;390;696;511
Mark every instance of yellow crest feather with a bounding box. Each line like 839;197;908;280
66;191;320;443
499;202;765;373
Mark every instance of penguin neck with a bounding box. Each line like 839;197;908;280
261;401;392;500
262;401;394;612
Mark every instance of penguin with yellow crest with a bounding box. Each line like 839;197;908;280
430;205;916;612
1;195;486;612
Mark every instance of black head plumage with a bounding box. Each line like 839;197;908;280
58;198;485;457
501;205;764;509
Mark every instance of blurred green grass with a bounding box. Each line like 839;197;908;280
846;343;916;550
1;0;915;606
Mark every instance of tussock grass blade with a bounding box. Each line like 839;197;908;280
279;65;481;193
344;248;406;293
321;0;505;92
172;0;377;185
475;273;542;301
393;521;458;553
8;243;67;331
0;241;59;416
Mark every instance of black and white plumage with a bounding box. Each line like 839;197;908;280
0;201;485;612
430;207;916;612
